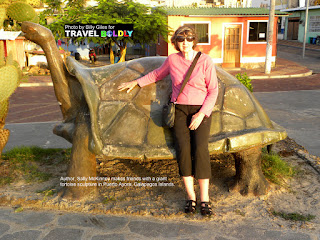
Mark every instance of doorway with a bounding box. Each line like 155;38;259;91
223;24;242;68
287;18;299;40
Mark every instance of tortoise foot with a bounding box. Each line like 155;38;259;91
53;122;75;143
229;146;269;196
59;184;99;200
227;176;269;196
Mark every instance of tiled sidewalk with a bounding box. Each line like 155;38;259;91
6;86;63;123
225;57;312;79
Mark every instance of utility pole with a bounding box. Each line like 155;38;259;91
302;0;310;58
265;0;276;74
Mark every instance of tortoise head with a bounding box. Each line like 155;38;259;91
21;21;56;47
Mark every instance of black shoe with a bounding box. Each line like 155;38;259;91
184;200;197;214
200;202;213;216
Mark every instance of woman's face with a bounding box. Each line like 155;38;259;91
177;34;195;54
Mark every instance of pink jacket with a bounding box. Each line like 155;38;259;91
137;52;219;117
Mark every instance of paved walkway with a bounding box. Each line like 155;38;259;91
254;90;320;157
0;207;316;240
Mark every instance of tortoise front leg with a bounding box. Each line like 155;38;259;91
60;108;98;200
229;146;269;196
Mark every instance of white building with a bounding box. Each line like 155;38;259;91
250;0;320;40
134;0;253;8
133;0;204;7
223;0;252;8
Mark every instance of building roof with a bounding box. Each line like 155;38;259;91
164;7;289;16
281;5;320;12
0;30;22;40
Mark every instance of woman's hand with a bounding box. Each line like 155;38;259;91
189;112;205;130
118;80;138;93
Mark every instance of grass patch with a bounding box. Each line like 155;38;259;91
0;176;13;186
261;149;295;187
14;207;24;213
271;210;316;222
36;186;57;196
37;186;58;201
234;209;246;217
0;146;71;186
102;196;116;204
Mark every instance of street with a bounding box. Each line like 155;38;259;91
254;43;320;157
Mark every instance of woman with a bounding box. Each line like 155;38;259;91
118;26;218;216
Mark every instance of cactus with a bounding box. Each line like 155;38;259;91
0;99;8;127
26;0;41;8
0;99;10;156
0;65;19;101
6;2;36;22
0;8;5;29
30;13;39;23
0;50;22;156
0;0;10;7
0;41;4;67
0;50;21;101
0;0;36;155
0;0;38;29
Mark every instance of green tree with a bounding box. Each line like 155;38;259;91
40;0;170;63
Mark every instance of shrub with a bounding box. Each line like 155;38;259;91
261;149;295;187
235;72;253;92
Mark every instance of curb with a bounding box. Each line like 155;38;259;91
248;70;313;80
19;82;53;87
278;43;320;52
295;149;320;175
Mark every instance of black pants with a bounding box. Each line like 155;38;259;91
173;105;212;179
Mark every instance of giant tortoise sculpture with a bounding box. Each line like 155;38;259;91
21;22;287;200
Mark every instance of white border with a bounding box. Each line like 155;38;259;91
221;22;244;64
212;58;223;64
211;57;275;64
247;20;268;44
242;56;276;63
181;21;211;45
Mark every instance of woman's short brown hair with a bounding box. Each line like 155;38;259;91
171;25;198;52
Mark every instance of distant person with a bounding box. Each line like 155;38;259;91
89;48;97;64
114;51;120;63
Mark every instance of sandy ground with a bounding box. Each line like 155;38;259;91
0;138;319;234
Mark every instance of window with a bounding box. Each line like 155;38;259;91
309;16;320;32
184;23;209;44
248;21;268;42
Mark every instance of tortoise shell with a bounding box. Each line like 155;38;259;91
65;56;286;159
